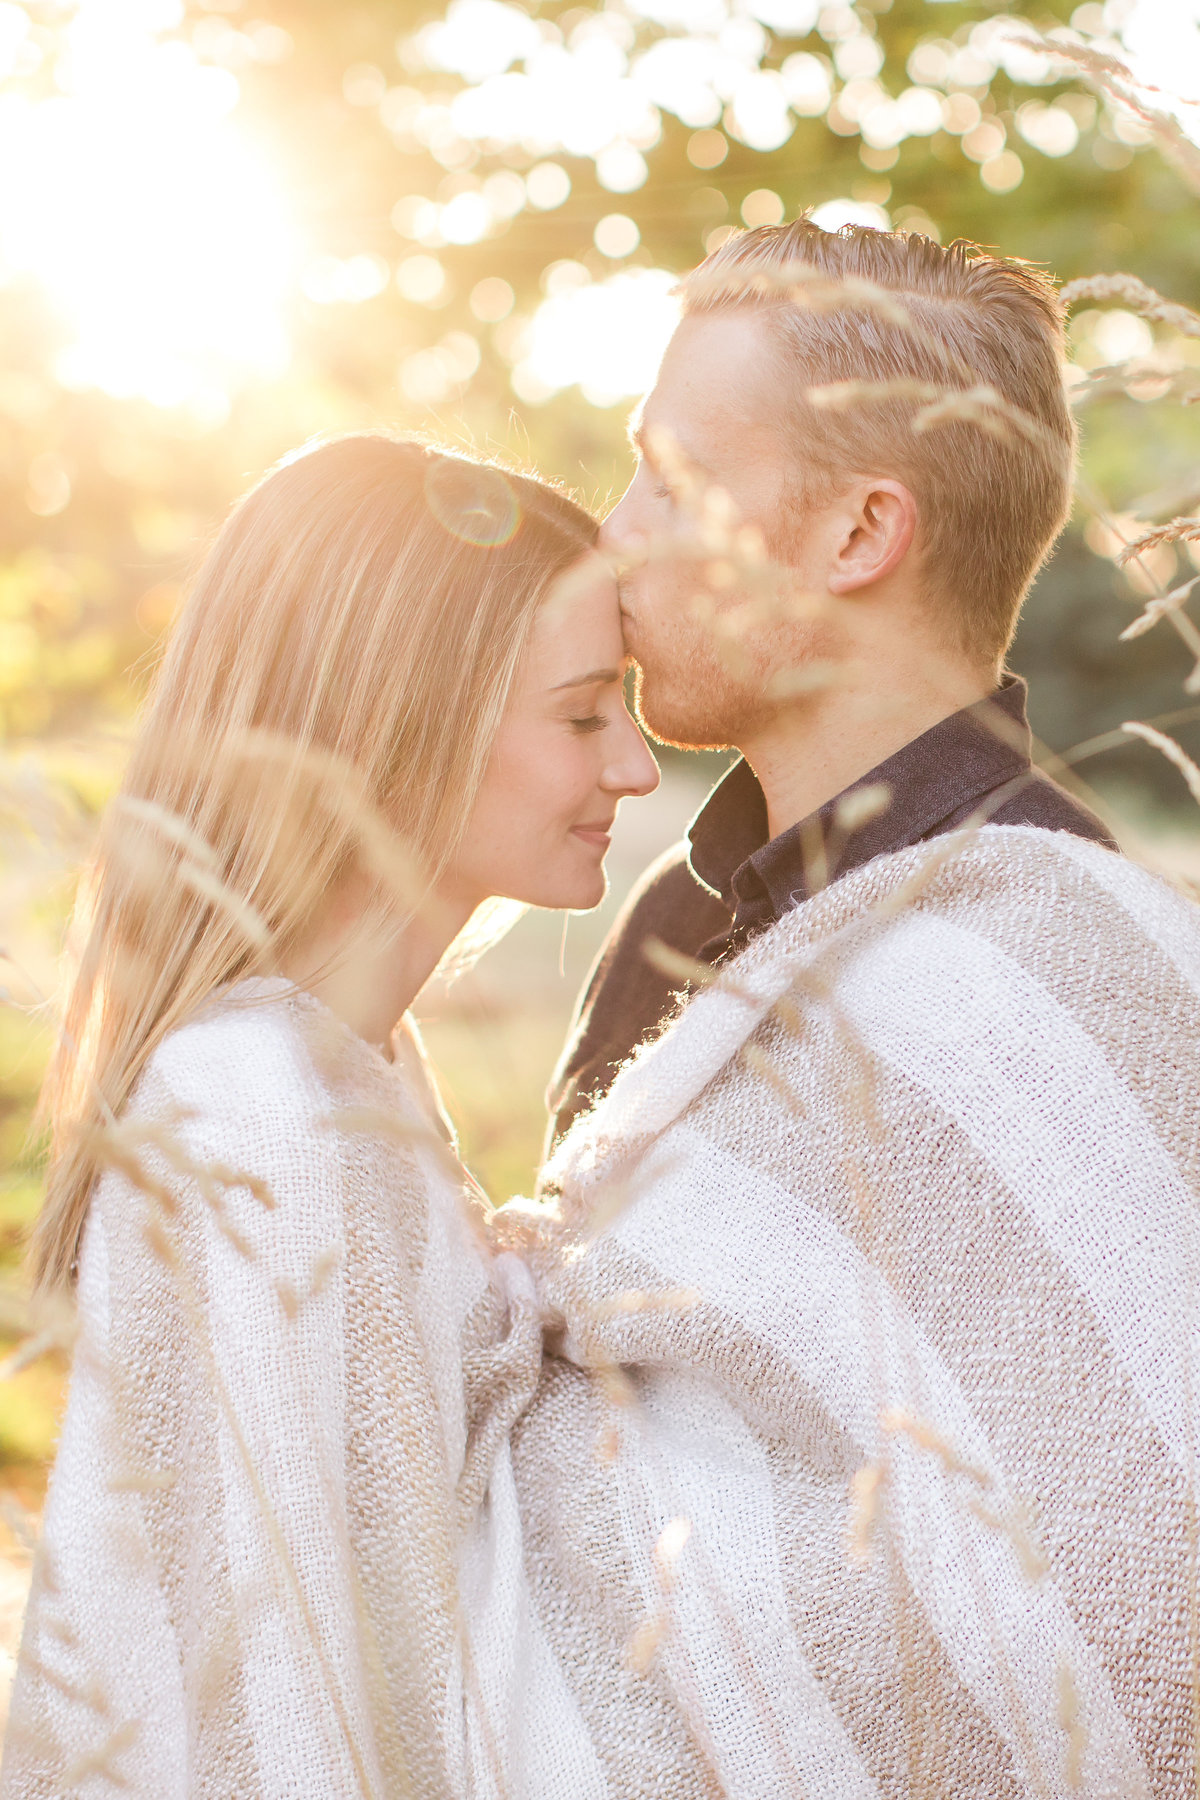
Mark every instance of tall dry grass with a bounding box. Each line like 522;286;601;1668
1;26;1200;1785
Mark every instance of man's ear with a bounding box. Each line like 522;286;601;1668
826;480;917;595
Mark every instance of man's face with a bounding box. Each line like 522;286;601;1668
601;307;830;750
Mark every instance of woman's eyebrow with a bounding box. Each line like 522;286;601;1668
550;667;622;690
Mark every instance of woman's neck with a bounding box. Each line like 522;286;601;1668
284;881;476;1055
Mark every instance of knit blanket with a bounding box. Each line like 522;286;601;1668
504;825;1200;1799
0;982;548;1800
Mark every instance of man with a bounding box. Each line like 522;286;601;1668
500;220;1199;1798
551;219;1114;1138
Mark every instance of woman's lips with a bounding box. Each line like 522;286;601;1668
571;824;613;851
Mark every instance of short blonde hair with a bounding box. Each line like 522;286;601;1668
681;220;1076;663
35;434;596;1293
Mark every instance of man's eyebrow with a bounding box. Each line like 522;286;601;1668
551;667;623;690
628;418;714;481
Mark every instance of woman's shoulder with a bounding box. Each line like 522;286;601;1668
127;978;439;1196
105;999;307;1241
143;979;318;1123
101;985;402;1276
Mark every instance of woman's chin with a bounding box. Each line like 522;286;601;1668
524;869;608;913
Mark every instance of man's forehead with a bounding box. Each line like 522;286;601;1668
637;309;787;470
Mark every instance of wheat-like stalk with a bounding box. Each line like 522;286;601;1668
1122;720;1200;807
1061;273;1200;339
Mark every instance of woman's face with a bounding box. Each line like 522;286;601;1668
449;550;660;912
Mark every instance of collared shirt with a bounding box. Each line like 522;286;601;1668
549;675;1117;1140
689;673;1114;949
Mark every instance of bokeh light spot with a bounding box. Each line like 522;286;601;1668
25;455;71;519
1091;310;1155;364
741;188;785;228
687;128;728;169
1016;103;1081;159
470;277;515;322
440;190;492;245
343;63;387;108
809;197;890;233
705;223;738;254
392;196;442;243
396;254;448;306
525;162;571;209
595;143;649;193
942;93;982;136
780;51;832;117
516;268;679;408
594;213;641;258
961;119;1007;165
724;71;793;151
414;0;540;86
482;171;526;219
541;259;591;298
980;151;1024;194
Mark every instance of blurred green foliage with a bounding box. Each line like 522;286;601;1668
0;0;1195;748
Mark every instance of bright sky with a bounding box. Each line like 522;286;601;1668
0;0;1194;416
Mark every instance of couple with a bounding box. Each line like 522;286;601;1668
6;220;1200;1798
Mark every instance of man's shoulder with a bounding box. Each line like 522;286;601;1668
608;840;731;951
983;767;1117;848
770;822;1193;987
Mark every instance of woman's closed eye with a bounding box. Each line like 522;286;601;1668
569;713;608;735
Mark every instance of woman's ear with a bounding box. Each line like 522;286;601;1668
826;480;917;595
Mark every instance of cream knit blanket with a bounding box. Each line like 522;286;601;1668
7;826;1200;1798
0;981;552;1799
504;825;1200;1799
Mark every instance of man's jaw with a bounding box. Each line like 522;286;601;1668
617;579;640;659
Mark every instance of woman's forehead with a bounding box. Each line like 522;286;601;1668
529;552;623;683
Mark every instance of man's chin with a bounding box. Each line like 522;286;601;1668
634;682;734;754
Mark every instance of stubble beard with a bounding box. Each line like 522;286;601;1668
620;570;805;751
631;651;755;752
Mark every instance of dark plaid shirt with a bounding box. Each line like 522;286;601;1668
549;675;1116;1140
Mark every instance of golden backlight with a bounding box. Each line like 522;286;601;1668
0;0;298;415
0;0;1195;421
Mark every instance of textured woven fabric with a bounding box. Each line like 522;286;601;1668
508;825;1200;1799
0;981;550;1800
9;823;1200;1797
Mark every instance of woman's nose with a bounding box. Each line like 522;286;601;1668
603;715;659;799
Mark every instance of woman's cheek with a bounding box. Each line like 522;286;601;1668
561;736;600;820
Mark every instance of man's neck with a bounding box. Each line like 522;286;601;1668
739;659;998;842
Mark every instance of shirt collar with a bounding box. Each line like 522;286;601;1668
687;674;1034;928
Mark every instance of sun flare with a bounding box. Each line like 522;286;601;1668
0;0;1195;418
0;0;298;414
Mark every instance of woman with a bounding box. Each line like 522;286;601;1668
2;433;658;1797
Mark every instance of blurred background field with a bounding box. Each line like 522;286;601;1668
2;0;1200;1700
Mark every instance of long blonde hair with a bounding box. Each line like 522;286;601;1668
35;433;596;1294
